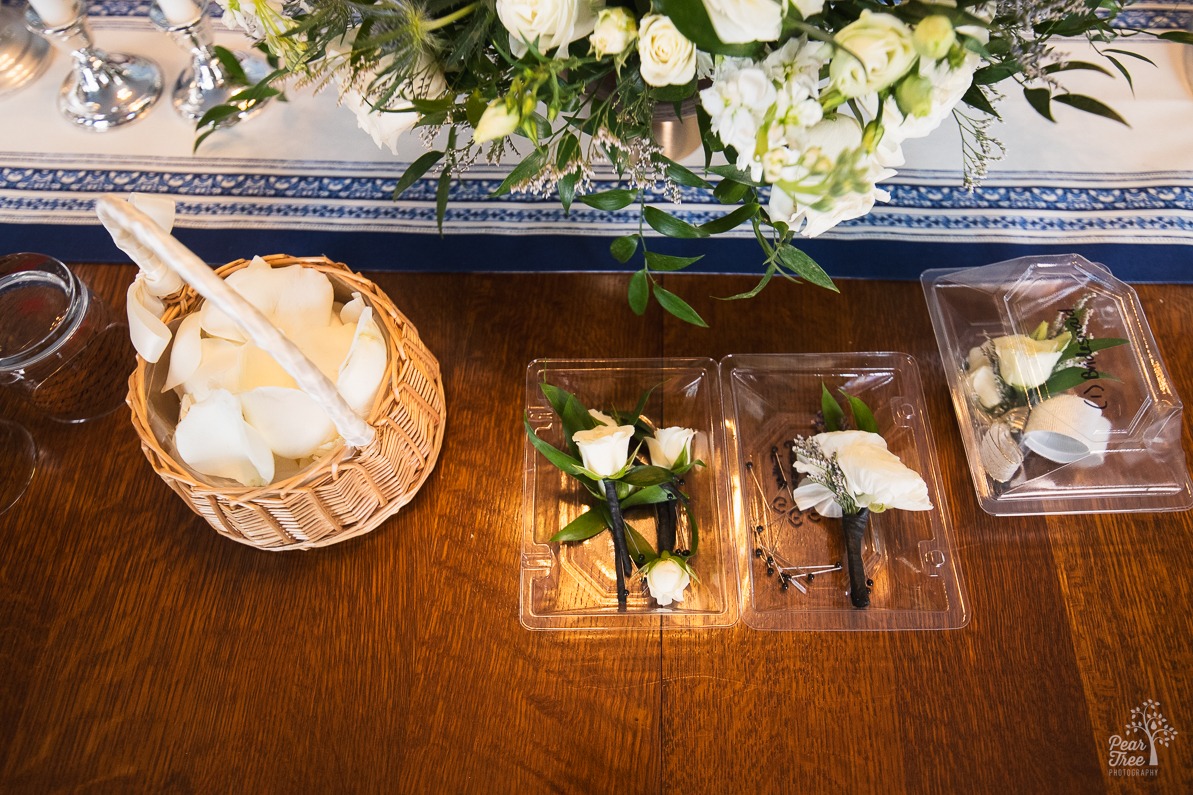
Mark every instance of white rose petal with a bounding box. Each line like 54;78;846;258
174;389;275;487
967;364;1005;409
241;386;338;460
645;426;695;469
638;14;696;87
181;338;244;400
573;423;635;478
787;0;824;18
236;342;299;392
161;311;204;393
588;409;618;427
337;306;388;419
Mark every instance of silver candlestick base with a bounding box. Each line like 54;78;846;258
150;2;271;125
0;4;52;97
25;3;162;131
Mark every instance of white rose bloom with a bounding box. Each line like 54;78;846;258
638;14;697;87
646;427;696;469
573;423;635;478
829;11;917;98
991;334;1069;389
793;430;932;517
590;7;636;58
496;0;603;58
340;57;448;155
644;557;691;606
703;0;782;44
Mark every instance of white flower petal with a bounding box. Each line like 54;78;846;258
241;386;338;460
180;338;242;400
126;278;171;363
174;389;275;486
236;342;298;392
336;307;388;418
162;312;205;393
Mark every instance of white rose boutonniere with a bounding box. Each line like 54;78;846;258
637;14;696;87
645;426;696;470
641;553;695;607
573;423;635;479
787;386;932;608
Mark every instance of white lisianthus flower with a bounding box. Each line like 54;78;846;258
340;56;448;155
496;0;603;58
792;430;932;517
699;62;776;172
646;427;696;469
829;11;917;98
991;333;1071;389
573;423;635;478
637;14;697;87
474;101;521;142
590;7;636;58
642;555;692;606
703;0;782;44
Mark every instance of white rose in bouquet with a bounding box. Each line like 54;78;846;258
573;423;635;478
792;430;932;517
829;11;917;98
497;0;603;58
702;0;782;44
590;7;637;58
638;14;697;87
340;57;448;155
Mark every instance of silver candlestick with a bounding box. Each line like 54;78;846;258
150;1;271;125
25;1;162;131
0;4;52;97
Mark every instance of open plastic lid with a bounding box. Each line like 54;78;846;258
923;254;1193;515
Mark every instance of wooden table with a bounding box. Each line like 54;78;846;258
1;265;1190;792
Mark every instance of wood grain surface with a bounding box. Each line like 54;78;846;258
0;265;1190;793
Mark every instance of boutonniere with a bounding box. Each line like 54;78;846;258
524;384;702;610
790;386;932;608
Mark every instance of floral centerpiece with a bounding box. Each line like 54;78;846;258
209;0;1190;324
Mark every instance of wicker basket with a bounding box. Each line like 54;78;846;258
99;199;445;550
96;192;448;549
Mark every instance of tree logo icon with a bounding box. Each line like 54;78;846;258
1109;700;1178;774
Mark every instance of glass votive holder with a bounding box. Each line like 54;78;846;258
0;253;133;422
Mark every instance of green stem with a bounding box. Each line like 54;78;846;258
426;1;480;31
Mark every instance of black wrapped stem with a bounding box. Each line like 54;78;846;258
842;508;871;609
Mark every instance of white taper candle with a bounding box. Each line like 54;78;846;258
27;0;77;28
155;0;200;26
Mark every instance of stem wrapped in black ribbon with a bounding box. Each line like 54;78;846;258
603;479;632;610
841;508;871;609
654;482;679;553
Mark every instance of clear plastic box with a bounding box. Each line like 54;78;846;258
721;353;969;631
520;355;969;631
923;254;1193;515
520;358;740;630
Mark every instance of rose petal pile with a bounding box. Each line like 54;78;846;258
168;257;387;487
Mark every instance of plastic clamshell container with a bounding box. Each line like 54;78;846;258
923;254;1193;515
520;359;740;631
722;353;969;631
